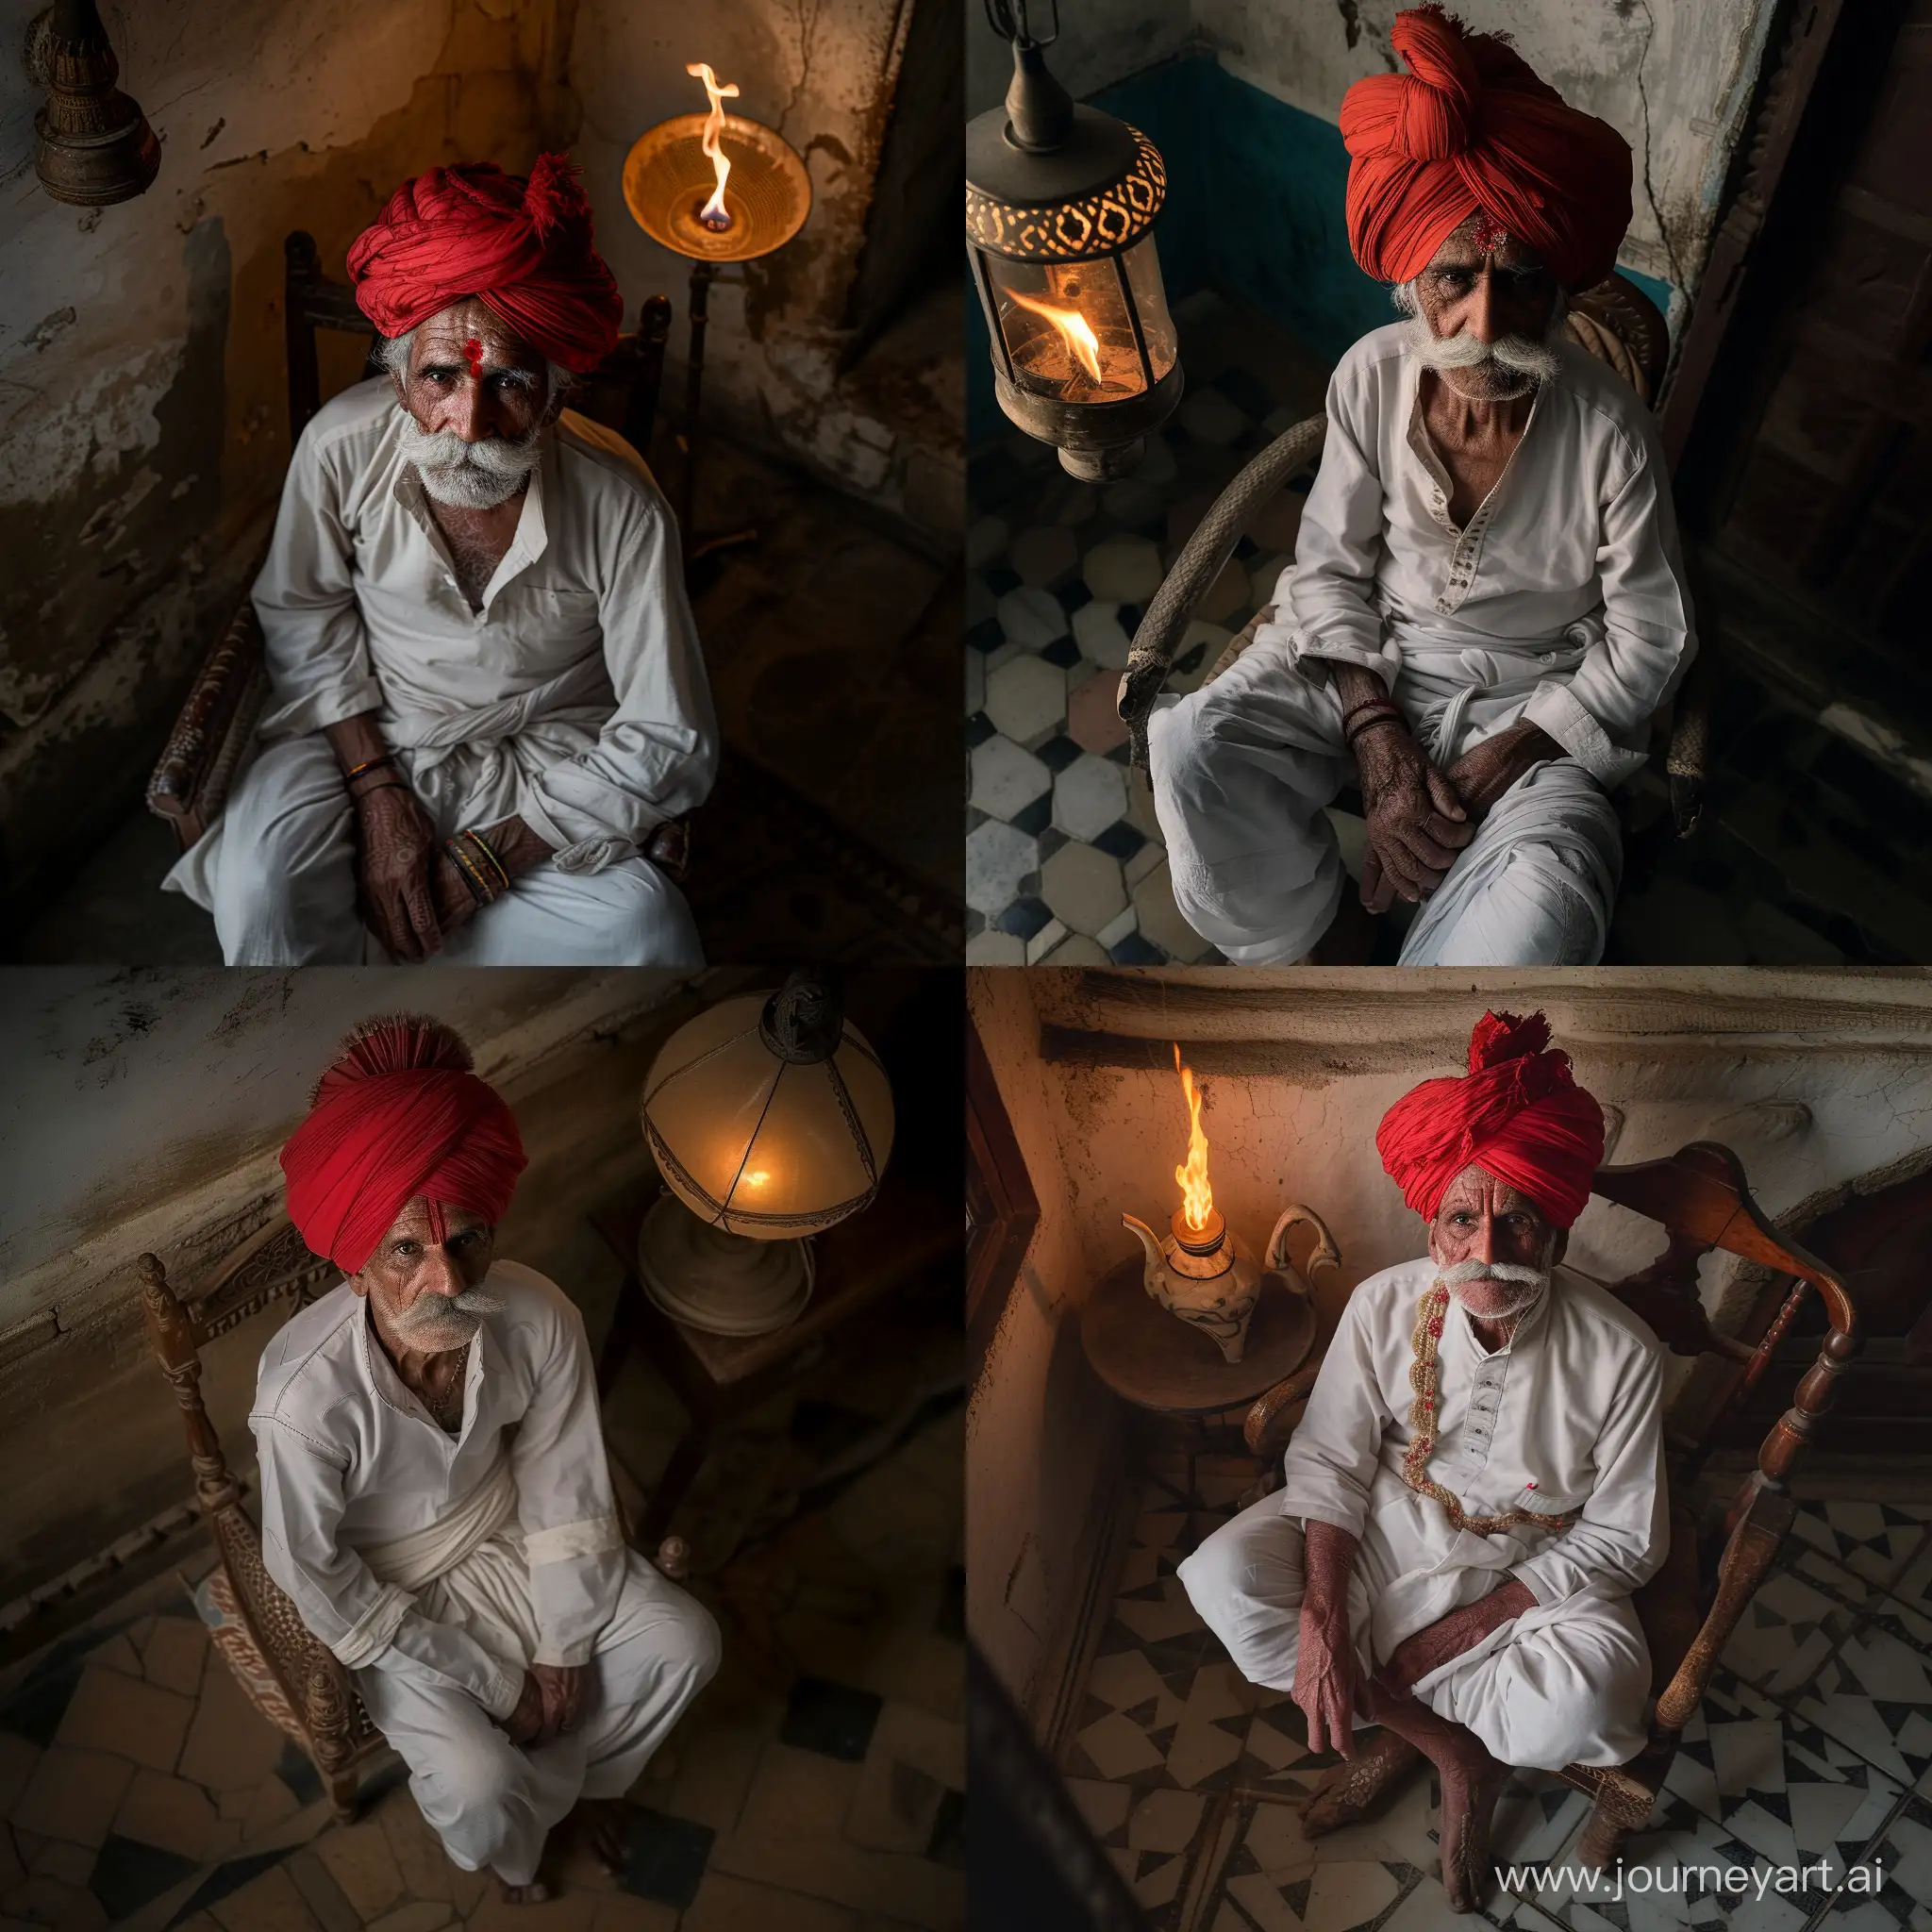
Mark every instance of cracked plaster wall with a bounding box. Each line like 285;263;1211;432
567;0;931;506
0;964;706;1608
967;963;1128;1726
0;0;582;922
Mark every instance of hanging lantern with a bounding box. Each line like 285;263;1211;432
966;0;1182;480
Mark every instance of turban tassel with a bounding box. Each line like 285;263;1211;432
281;1019;528;1275
347;152;624;374
1340;7;1634;291
1376;1009;1605;1229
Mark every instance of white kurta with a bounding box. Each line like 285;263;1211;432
1150;324;1696;966
166;378;719;967
252;1261;719;1883
1178;1260;1667;1771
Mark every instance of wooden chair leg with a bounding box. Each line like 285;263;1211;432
326;1767;359;1825
1574;1795;1631;1873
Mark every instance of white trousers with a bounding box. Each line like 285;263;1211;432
355;1553;721;1887
1147;628;1622;968
163;734;704;967
1176;1494;1651;1773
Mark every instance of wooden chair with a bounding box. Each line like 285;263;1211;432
1117;273;1719;843
1241;1139;1859;1873
138;1215;690;1823
144;230;691;879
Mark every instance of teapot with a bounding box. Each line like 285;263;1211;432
1122;1202;1341;1364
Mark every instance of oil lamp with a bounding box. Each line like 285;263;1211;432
624;62;811;558
966;0;1182;479
1122;1046;1340;1364
635;971;895;1338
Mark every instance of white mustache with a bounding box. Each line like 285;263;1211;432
396;411;542;508
396;1286;504;1336
1440;1259;1545;1288
1400;309;1562;388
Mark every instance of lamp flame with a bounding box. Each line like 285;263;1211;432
686;60;740;228
1173;1042;1213;1234
1005;286;1105;386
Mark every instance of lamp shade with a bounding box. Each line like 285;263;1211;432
640;984;894;1240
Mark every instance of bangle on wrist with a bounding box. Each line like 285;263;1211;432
343;753;396;782
1344;712;1406;751
461;827;512;893
1341;695;1398;727
445;837;497;908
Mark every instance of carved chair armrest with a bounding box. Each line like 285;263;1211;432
1120;415;1326;772
147;585;269;848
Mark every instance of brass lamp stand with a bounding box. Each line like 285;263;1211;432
623;92;811;565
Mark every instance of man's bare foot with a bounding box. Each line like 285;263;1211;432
496;1878;552;1905
1437;1750;1508;1913
1302;1728;1424;1837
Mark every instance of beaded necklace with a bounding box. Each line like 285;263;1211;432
1400;1279;1577;1538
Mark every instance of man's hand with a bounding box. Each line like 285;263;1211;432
1295;1520;1362;1757
1380;1578;1536;1694
1440;723;1563;827
1355;725;1473;912
429;816;555;936
502;1672;547;1747
531;1662;585;1742
352;782;443;959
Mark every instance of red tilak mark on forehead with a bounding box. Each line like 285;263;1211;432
462;337;485;380
427;1199;447;1244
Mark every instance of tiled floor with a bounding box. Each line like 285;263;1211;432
0;1354;964;1931
965;291;1329;968
1058;1460;1932;1931
965;286;1932;968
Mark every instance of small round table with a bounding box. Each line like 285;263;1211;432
1078;1257;1318;1544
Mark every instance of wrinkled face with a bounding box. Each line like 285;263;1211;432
1426;1163;1563;1320
391;299;552;508
351;1195;500;1353
1405;219;1564;401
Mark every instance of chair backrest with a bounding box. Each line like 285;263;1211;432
281;230;672;459
1587;1140;1859;1507
138;1219;333;1513
1564;271;1673;408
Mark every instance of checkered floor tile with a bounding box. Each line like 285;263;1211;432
1057;1473;1932;1931
965;291;1332;968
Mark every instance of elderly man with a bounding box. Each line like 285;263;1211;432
253;1015;720;1899
1178;1012;1664;1911
166;155;717;967
1149;7;1695;966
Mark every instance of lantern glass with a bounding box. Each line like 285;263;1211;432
984;236;1176;407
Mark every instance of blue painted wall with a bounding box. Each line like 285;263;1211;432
969;54;1678;445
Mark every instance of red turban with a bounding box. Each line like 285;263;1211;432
1340;7;1633;291
1376;1010;1605;1229
281;1018;528;1275
347;153;623;374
